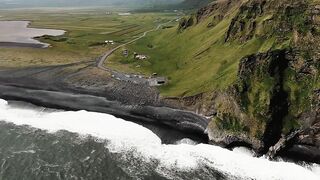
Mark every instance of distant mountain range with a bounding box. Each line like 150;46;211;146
178;0;213;9
0;0;183;8
0;0;215;9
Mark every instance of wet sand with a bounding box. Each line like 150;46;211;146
0;42;45;48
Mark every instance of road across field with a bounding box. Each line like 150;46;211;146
97;18;178;86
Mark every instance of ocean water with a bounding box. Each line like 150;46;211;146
0;99;319;180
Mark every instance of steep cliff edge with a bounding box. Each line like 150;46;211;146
194;0;320;162
63;0;318;162
12;0;316;163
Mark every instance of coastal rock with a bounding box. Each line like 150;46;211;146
192;0;320;163
281;119;320;163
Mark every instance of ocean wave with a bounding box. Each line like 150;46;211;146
0;99;319;180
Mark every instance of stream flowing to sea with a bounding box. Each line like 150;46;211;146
0;99;319;180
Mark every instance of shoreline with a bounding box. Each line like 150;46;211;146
0;84;210;141
0;42;46;48
1;84;319;165
0;62;318;164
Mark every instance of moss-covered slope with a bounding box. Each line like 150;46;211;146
204;0;320;160
108;0;320;161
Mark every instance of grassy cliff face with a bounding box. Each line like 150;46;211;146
110;0;276;97
109;0;319;150
207;0;320;151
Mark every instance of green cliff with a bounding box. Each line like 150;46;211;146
109;0;320;162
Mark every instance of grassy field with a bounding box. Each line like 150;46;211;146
106;9;278;97
0;7;281;98
0;9;177;68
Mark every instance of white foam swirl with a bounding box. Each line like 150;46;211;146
0;99;319;180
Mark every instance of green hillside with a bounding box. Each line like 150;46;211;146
108;1;276;96
107;0;320;152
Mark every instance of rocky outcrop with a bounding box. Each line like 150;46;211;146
163;93;218;117
188;0;320;163
268;111;320;164
209;46;318;160
196;0;240;22
207;50;291;151
166;0;320;163
195;0;243;29
178;16;195;31
206;90;262;150
225;0;311;42
279;89;320;163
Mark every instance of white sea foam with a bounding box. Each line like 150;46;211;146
0;99;319;180
0;99;8;108
175;138;198;145
232;147;255;157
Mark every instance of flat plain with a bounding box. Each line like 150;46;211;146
0;9;176;68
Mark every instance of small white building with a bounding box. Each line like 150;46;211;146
105;40;114;45
135;54;147;60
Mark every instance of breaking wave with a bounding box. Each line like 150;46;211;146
0;99;319;180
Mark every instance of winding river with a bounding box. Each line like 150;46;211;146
0;99;319;180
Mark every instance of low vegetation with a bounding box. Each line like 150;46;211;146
106;0;320;148
0;0;318;149
0;9;176;67
107;4;278;97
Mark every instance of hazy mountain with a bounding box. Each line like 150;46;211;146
136;0;215;11
178;0;213;9
0;0;183;8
